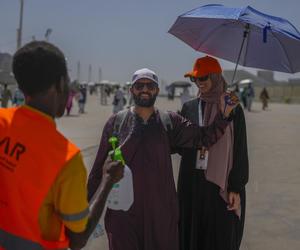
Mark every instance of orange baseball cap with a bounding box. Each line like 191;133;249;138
184;56;222;78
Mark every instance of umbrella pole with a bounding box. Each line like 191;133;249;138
231;24;250;85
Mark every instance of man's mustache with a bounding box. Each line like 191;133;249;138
138;92;152;97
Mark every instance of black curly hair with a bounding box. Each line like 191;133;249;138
12;41;68;96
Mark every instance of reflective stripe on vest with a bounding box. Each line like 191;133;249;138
0;107;80;249
58;207;90;222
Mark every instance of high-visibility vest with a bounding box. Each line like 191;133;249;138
0;106;80;250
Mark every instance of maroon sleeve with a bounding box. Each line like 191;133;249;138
169;111;229;149
87;115;115;201
87;113;143;201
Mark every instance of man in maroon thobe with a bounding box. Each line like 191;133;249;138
88;68;237;250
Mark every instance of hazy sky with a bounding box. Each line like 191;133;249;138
1;0;300;83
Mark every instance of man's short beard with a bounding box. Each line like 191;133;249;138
132;93;157;107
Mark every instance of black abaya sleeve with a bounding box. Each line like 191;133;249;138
172;102;189;155
227;105;249;192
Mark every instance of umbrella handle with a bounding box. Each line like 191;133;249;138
231;24;250;85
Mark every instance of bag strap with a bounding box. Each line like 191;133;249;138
113;109;129;136
158;109;173;132
113;109;173;136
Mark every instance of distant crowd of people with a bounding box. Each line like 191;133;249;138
234;83;270;111
1;74;271;114
0;83;25;108
234;83;255;111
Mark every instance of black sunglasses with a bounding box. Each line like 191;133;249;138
190;75;209;83
133;81;158;91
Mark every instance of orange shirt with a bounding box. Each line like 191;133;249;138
0;105;89;247
39;152;89;240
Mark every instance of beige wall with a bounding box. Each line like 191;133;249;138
254;85;300;103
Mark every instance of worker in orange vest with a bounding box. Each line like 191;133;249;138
0;41;124;250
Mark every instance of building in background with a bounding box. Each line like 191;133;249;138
0;53;16;86
223;70;300;104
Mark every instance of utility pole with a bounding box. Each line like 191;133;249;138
77;61;81;82
17;0;24;50
45;28;53;42
98;67;102;82
88;64;92;82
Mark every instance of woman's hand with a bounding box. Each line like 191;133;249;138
227;192;241;211
220;91;239;117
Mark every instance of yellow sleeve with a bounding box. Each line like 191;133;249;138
52;152;89;233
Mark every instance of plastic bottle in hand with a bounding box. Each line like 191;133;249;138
107;136;134;211
223;91;238;114
92;223;105;239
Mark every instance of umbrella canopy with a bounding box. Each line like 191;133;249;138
238;78;253;85
96;80;111;86
169;4;300;78
88;81;95;86
168;81;191;88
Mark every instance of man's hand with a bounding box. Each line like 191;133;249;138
102;158;124;185
227;192;240;211
220;91;239;117
67;158;124;250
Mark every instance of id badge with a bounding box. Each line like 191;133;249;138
196;150;209;170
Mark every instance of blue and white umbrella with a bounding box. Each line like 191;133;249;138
168;4;300;83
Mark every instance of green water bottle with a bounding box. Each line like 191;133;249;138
107;136;133;211
108;136;125;166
